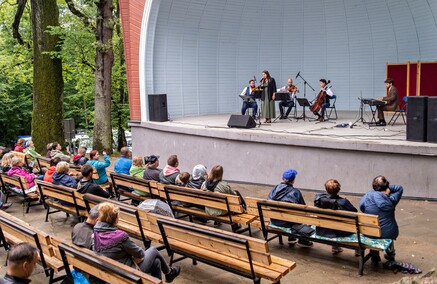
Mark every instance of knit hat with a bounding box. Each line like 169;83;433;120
282;169;298;181
192;164;207;180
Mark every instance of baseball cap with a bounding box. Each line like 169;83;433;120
282;169;298;181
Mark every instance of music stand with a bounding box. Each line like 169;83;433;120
295;72;315;121
239;95;255;103
273;92;294;122
296;98;311;121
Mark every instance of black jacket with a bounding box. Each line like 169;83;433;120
77;179;109;198
0;274;31;284
73;155;89;166
187;177;205;189
314;192;358;238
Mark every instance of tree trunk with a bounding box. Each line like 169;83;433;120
93;0;114;152
30;0;64;154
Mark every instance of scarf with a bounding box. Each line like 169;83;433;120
94;229;129;252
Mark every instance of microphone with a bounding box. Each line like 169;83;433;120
253;76;257;83
295;72;300;79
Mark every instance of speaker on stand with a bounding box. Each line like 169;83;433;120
227;115;256;129
427;97;437;143
148;94;168;122
406;96;427;142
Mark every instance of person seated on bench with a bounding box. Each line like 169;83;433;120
114;147;132;175
86;150;111;185
72;146;89;166
175;172;190;187
314;179;358;255
360;176;403;263
143;155;161;182
52;161;78;189
45;143;53;158
128;156;149;197
267;169;313;247
23;140;40;162
93;202;181;282
13;138;25;153
7;157;36;188
0;152;13;173
72;205;100;249
77;164;110;198
187;164;207;189
159;155;180;185
49;142;71;162
43;157;61;183
0;242;38;284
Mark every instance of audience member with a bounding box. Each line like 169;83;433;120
7;157;36;188
360;176;403;262
43;157;61;183
187;164;207;189
114;147;132;175
13;138;25;152
72;147;88;166
23;141;40;162
0;243;38;283
129;156;148;197
314;179;357;254
86;150;110;185
72;205;100;249
0;152;13;173
267;169;313;247
143;155;161;181
159;155;180;184
93;202;181;282
45;143;53;158
175;172;190;187
76;164;109;198
52;161;77;188
49;142;71;162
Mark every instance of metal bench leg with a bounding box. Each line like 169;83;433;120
278;235;283;245
253;277;261;284
26;200;31;213
45;207;51;222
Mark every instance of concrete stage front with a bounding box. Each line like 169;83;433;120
130;111;437;199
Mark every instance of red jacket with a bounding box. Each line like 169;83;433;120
14;144;24;152
44;166;57;183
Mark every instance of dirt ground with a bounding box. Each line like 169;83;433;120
0;181;435;284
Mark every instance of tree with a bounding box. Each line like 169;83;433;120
92;0;114;152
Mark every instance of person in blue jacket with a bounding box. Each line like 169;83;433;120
360;175;403;262
86;150;111;185
114;147;132;175
52;161;78;189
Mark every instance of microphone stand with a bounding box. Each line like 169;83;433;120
295;72;315;121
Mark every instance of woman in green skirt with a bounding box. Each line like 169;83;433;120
260;70;276;123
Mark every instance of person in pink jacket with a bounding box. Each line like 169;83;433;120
7;157;36;188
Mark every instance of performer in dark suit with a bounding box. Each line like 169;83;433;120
239;79;258;119
376;78;399;126
260;70;277;124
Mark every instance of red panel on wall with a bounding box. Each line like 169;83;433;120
420;63;437;97
409;63;417;97
387;64;407;104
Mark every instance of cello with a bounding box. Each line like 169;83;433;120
310;80;331;113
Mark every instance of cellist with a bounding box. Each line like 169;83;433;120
312;79;334;122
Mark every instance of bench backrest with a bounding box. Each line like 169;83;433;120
163;185;245;214
147;180;165;198
12;151;31;168
36;156;51;169
0;173;29;194
110;172;154;197
152;213;271;268
257;199;381;237
58;243;161;284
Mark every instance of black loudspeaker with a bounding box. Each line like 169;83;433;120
63;119;75;141
148;94;168;122
407;96;427;142
227;115;256;129
427;97;437;143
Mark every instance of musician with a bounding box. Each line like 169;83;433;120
276;78;298;119
313;79;334;122
239;79;258;119
260;70;277;124
376;78;399;126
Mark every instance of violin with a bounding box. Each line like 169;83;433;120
288;85;299;93
310;80;331;113
251;86;261;92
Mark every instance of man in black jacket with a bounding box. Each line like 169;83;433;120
0;243;38;284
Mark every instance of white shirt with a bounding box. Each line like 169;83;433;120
239;86;253;97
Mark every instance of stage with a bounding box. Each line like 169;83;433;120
130;111;437;199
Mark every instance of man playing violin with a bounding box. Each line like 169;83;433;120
313;79;334;122
240;79;258;119
277;78;298;119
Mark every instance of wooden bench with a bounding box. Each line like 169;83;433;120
0;173;40;213
58;242;161;284
150;213;296;284
163;185;256;235
36;156;51;174
0;212;65;283
255;199;387;275
82;193;163;248
36;180;88;222
110;172;156;202
12;151;32;169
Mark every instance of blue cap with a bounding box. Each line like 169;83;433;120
282;169;298;181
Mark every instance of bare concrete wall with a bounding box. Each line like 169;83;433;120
131;123;437;199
